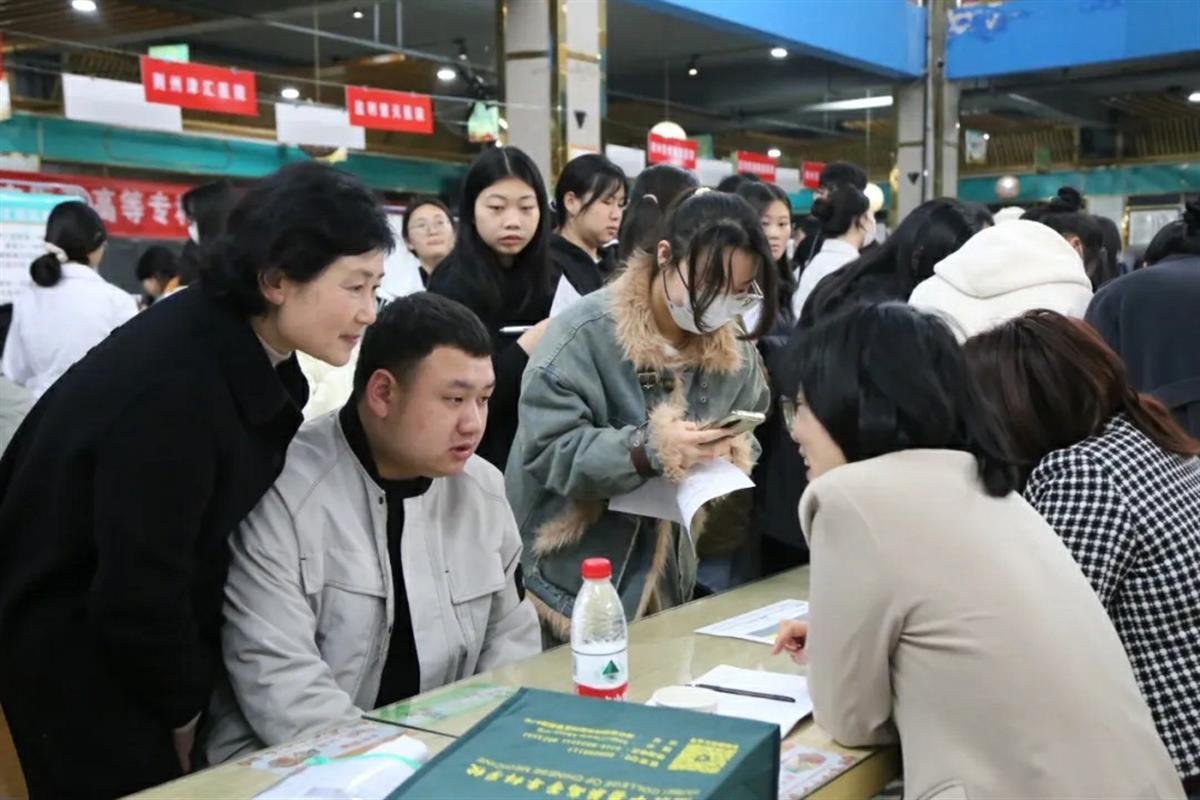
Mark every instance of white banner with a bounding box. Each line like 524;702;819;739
695;157;733;188
605;143;646;178
274;102;365;150
63;73;182;133
776;167;802;194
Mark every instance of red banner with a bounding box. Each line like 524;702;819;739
734;151;777;183
801;161;826;189
141;56;257;117
646;133;697;170
345;86;433;134
0;170;193;240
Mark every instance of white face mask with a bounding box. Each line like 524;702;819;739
664;270;761;335
187;222;200;243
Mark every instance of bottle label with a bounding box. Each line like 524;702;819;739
572;646;628;701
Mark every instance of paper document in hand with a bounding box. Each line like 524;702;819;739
549;274;583;318
691;664;813;735
608;458;754;533
695;599;810;645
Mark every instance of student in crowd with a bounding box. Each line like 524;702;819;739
792;161;867;270
735;181;797;338
616;164;700;263
1022;187;1115;290
428;145;555;470
791;183;873;320
0;163;392;799
136;245;179;305
205;293;540;763
771;302;1183;800
1;200;136;401
965;310;1200;793
402;196;455;287
715;172;759;194
551;153;626;299
909;218;1092;341
1087;200;1200;437
1097;214;1123;277
0;306;31;456
175;179;239;291
506;190;775;641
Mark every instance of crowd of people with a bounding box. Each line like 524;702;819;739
0;147;1197;799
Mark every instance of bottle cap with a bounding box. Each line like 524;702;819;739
581;557;612;580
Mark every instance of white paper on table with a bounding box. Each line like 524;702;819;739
694;599;810;646
253;735;428;800
608;458;754;534
691;664;813;735
549;274;583;318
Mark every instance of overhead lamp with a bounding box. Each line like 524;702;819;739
686;55;699;77
650;120;688;140
804;95;894;112
280;86;300;100
770;46;788;59
1189;91;1200;103
437;65;458;82
983;132;991;141
767;147;782;159
71;0;98;11
352;7;364;19
498;117;509;130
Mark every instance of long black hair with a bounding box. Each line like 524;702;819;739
617;164;700;263
1143;198;1200;265
1022;187;1111;289
785;301;1020;496
810;182;869;237
802;198;991;327
554;154;626;229
648;189;779;340
29;201;107;288
182;179;238;243
448;146;553;318
736;181;798;326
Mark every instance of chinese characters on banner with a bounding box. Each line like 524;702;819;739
801;161;826;189
646;133;698;170
140;56;257;116
0;170;193;240
734;151;777;183
345;87;434;135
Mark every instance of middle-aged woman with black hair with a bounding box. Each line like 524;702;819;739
770;302;1184;800
427;145;556;470
0;162;393;800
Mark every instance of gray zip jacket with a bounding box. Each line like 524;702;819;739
204;410;540;763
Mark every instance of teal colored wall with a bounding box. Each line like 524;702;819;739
0;114;467;194
959;163;1200;204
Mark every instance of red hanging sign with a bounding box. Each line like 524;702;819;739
140;56;257;117
345;86;433;135
801;161;826;189
646;133;697;170
0;169;193;240
734;151;777;183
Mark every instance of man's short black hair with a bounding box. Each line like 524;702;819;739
353;292;493;397
135;245;178;283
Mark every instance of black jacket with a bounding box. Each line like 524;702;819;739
1086;255;1200;437
0;287;306;798
426;249;554;471
550;233;618;296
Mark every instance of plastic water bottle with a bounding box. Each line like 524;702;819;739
571;557;629;701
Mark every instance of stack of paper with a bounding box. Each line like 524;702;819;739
694;599;810;646
608;458;754;534
688;664;813;735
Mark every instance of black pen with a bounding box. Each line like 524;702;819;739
690;683;796;704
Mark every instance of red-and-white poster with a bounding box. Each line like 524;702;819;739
345;86;433;135
734;151;777;183
646;133;697;170
802;161;826;189
0;170;193;240
141;56;258;117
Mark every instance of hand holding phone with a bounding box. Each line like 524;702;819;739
702;410;766;438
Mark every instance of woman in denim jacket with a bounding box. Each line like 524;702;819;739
506;190;776;640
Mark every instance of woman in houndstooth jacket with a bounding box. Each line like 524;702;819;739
967;309;1200;796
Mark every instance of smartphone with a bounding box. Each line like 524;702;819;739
702;410;766;438
499;325;534;336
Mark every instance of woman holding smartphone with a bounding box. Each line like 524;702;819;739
506;190;776;641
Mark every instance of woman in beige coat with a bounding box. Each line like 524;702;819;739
772;302;1183;800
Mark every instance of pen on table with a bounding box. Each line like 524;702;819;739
690;683;796;704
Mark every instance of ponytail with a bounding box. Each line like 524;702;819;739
1122;386;1200;458
29;254;64;287
31;201;108;288
616;194;664;264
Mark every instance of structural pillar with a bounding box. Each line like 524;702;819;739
895;0;958;220
500;0;606;183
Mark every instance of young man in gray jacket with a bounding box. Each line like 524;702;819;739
204;293;541;763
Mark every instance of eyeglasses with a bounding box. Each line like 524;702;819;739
779;393;805;430
731;280;764;312
409;218;450;235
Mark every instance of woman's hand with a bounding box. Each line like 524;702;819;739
656;420;734;471
517;318;553;355
771;619;809;666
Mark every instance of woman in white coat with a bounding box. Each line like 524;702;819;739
2;201;136;400
791;183;874;320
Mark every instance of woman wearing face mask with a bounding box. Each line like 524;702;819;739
552;154;627;299
506;190;777;641
2;201;136;401
402;196;455;287
428;145;555;470
0;163;393;799
790;183;873;321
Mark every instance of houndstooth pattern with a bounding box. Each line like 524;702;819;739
1026;413;1200;781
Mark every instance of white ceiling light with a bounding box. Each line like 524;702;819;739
770;47;788;59
767;147;782;159
71;0;98;11
805;95;894;112
649;120;688;140
1189;91;1200;103
498;117;509;130
437;66;457;82
280;86;300;100
352;7;364;19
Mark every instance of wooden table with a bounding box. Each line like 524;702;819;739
131;567;898;799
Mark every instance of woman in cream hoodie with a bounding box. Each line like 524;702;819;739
909;218;1092;341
